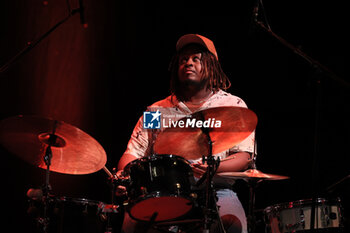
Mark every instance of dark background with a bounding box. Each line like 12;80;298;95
0;0;348;232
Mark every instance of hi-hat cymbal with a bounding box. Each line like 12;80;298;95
0;115;107;175
153;107;257;160
217;169;290;181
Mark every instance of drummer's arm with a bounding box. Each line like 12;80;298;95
117;153;138;170
192;152;251;175
115;153;138;196
216;152;251;173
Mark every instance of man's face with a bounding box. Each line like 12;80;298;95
177;46;203;85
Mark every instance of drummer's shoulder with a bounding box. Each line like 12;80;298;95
215;90;247;108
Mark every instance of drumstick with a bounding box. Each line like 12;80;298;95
220;155;236;162
102;165;114;178
191;155;237;176
191;155;236;168
191;155;236;165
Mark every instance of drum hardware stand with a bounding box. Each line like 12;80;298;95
200;119;226;233
36;120;58;233
246;140;259;233
144;212;159;233
246;178;259;233
102;166;120;233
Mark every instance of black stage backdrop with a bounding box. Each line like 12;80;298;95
0;0;348;232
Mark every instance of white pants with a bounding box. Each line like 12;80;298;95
215;189;247;233
121;189;247;233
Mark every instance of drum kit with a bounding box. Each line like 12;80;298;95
0;107;345;233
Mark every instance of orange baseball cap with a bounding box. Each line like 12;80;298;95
176;34;218;60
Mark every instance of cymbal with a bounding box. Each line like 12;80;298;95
0;115;107;175
154;107;257;160
217;169;290;181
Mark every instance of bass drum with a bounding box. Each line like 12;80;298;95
264;198;344;233
124;154;196;222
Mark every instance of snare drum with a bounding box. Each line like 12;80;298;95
264;198;343;233
124;154;196;222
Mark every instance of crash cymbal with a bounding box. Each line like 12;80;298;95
153;107;257;160
217;169;290;181
0;115;107;175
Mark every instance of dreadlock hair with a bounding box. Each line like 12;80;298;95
169;44;231;102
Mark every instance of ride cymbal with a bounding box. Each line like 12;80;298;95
217;169;290;181
0;115;106;175
154;106;257;160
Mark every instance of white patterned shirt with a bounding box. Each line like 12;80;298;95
124;89;255;163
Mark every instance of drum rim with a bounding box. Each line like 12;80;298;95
124;154;191;171
264;197;341;213
128;191;194;204
54;196;103;206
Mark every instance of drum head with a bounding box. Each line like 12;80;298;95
129;196;192;222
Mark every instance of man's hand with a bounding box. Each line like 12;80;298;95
115;170;128;197
116;185;127;197
191;162;207;177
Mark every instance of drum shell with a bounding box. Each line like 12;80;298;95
124;154;196;222
48;197;105;233
264;198;344;233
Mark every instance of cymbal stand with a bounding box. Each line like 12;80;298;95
39;120;58;233
246;138;259;233
102;166;119;233
200;123;226;233
246;179;259;233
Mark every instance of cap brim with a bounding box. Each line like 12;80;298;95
176;34;218;60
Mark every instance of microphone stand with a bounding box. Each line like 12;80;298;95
252;2;349;233
326;174;350;194
0;6;84;73
254;21;348;87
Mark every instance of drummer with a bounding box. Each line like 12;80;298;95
117;34;255;233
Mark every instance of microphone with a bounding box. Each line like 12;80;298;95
252;0;259;23
248;0;260;35
78;0;88;28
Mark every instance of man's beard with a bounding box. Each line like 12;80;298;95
180;78;207;91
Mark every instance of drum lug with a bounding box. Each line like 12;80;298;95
285;222;302;231
300;208;305;229
190;193;198;199
175;183;181;195
140;186;148;195
321;205;330;227
82;204;89;216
